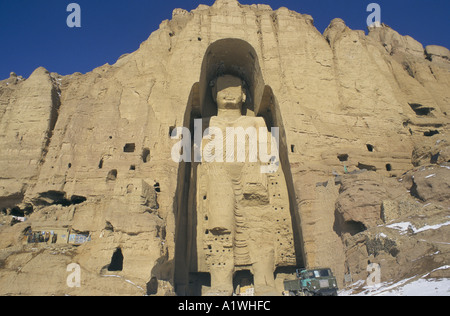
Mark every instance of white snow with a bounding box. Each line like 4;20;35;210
386;221;450;235
415;221;450;233
386;222;413;234
374;278;450;296
340;266;450;296
427;265;450;274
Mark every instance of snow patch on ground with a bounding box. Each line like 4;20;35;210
340;266;450;296
386;221;450;235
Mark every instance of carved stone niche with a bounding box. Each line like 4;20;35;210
174;38;305;296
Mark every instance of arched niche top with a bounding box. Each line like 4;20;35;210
199;38;266;118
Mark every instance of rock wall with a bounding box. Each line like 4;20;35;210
0;0;448;295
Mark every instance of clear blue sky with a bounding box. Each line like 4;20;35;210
0;0;449;80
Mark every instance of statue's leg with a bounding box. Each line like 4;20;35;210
208;265;234;296
207;165;234;234
252;252;277;296
204;164;236;295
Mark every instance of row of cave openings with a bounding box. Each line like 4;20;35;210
289;102;443;171
2;191;88;225
336;144;393;173
64;143;151;174
188;267;298;296
406;103;443;137
101;143;150;171
335;126;443;174
98;143;160;191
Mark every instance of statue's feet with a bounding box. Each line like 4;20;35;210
254;285;280;296
203;287;233;296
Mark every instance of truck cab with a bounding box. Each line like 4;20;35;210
284;268;338;296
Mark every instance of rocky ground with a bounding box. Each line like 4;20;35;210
335;164;450;292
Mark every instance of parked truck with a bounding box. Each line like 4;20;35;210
284;268;338;296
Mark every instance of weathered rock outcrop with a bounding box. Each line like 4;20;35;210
340;165;450;289
0;0;448;295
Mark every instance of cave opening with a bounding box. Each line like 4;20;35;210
233;270;254;295
10;207;25;217
108;248;124;272
123;143;136;153
357;162;377;171
142;148;151;163
424;130;439;137
107;169;118;181
146;277;158;295
409;103;434;116
337;154;349;162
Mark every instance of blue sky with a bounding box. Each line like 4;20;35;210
0;0;449;80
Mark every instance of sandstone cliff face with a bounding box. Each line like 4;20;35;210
0;0;448;295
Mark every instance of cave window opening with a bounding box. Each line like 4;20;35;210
338;154;349;162
409;103;434;116
142;148;150;163
386;164;392;172
70;195;87;205
424;130;439;137
343;220;367;236
431;153;440;164
123;143;136;153
98;158;104;169
10;207;25;217
233;270;254;296
154;182;161;193
357;163;377;172
130;165;136;171
291;145;295;153
108;248;124;272
147;277;158;295
107;169;118;181
366;144;374;152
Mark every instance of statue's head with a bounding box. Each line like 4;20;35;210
212;75;247;113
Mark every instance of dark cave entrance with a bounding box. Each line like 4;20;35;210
233;270;254;295
108;248;124;272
